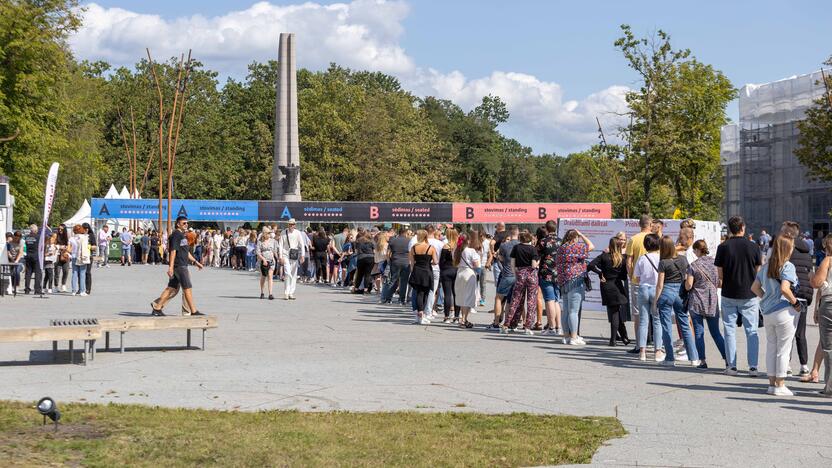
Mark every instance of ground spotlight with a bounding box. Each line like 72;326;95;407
36;397;61;430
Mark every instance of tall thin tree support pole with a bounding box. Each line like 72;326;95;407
147;49;165;233
165;54;185;234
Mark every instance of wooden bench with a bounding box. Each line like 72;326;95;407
0;323;101;365
98;316;218;353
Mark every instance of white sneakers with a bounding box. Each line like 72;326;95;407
564;336;585;346
419;317;431;325
524;329;534;336
639;352;647;361
690;360;701;367
654;351;666;362
772;386;793;397
79;292;88;297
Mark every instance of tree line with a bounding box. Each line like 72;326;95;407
1;1;736;225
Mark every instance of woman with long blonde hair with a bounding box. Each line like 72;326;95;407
752;235;801;396
589;232;631;346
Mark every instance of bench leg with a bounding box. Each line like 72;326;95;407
105;332;109;351
90;340;96;361
83;340;88;366
120;331;124;353
187;329;192;348
69;340;74;365
52;341;57;363
202;328;206;350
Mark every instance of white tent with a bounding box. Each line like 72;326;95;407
118;186;130;199
104;184;119;199
63;199;91;226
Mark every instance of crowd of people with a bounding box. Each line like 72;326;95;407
4;214;832;397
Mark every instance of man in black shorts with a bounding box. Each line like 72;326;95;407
150;216;204;316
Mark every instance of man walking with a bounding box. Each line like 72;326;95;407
715;216;762;376
23;224;42;295
278;218;304;300
150;216;204;316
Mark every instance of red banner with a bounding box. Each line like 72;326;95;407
451;203;611;224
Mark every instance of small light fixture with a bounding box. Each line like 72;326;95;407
36;397;61;431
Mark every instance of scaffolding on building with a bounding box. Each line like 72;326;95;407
721;71;832;237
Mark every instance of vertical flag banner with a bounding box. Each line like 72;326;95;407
39;162;60;271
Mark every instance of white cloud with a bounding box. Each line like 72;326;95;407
71;1;629;153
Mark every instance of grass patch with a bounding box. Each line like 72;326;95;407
0;400;624;467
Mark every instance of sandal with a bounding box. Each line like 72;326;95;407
800;371;819;383
464;321;474;329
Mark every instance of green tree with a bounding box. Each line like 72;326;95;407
615;24;735;219
795;56;832;184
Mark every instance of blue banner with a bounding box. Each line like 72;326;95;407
91;199;259;221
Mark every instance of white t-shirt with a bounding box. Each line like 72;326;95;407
409;236;444;267
633;252;660;286
458;247;481;270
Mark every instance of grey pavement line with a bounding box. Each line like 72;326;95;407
237;385;336;411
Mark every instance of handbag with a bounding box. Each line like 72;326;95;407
583;274;593;292
285;232;300;261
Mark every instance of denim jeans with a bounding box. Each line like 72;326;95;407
692;312;726;363
561;277;585;335
424;267;440;313
721;296;760;368
71;263;87;294
492;263;502;286
637;283;662;350
381;263;410;303
657;283;698;362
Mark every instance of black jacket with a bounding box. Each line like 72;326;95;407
790;243;814;305
588;252;629;307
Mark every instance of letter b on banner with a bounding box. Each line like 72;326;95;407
538;207;547;219
466;207;474;220
370;206;379;220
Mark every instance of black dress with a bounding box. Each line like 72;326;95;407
408;244;435;313
588;252;631;344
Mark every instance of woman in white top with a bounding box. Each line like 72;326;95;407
478;233;491;307
454;233;481;328
69;224;91;296
257;230;277;300
632;233;664;361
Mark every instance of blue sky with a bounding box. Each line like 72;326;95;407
76;0;832;153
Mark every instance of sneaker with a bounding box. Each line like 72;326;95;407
676;351;688;362
260;293;265;299
478;300;486;307
499;326;509;335
799;366;810;377
79;292;87;297
562;337;570;345
524;328;534;336
486;322;500;330
748;367;758;377
725;367;738;376
572;336;586;345
71;292;77;296
696;362;709;369
442;317;451;323
660;360;676;367
766;386;775;395
268;295;274;300
541;329;555;336
786;369;793;377
151;309;166;317
532;323;543;331
654;350;666;362
47;288;52;294
626;347;640;354
639;352;647;361
419;317;431;325
690;360;701;367
772;386;793;397
568;338;585;346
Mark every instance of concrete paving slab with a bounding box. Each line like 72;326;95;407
1;265;830;467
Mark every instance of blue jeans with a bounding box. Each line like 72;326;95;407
721;296;760;368
71;263;87;294
561;277;585;335
657;283;698;362
692;312;726;363
246;254;256;270
381;263;410;304
637;283;663;350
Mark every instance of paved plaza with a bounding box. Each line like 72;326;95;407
1;265;831;467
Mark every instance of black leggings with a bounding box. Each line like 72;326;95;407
42;264;54;290
354;257;374;292
315;254;328;282
607;305;629;343
412;284;431;312
794;309;808;366
234;246;247;268
440;268;460;318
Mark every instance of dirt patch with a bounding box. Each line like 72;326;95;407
2;422;109;442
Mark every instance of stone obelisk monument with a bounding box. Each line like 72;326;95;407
272;33;301;201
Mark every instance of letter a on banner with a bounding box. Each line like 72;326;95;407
281;206;292;219
39;162;60;272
